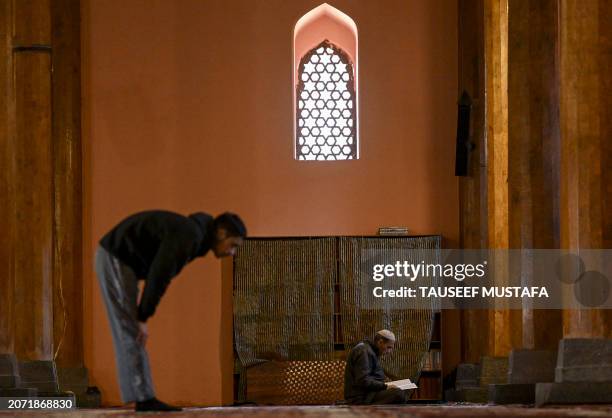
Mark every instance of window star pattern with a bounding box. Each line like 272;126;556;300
296;40;357;160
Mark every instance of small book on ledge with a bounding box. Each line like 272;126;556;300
387;378;418;390
378;226;409;236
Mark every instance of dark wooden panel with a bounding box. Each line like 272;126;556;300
12;50;54;360
51;0;83;368
599;0;612;337
458;0;491;363
0;0;15;355
507;0;562;350
559;0;611;338
13;0;51;46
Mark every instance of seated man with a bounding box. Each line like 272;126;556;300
344;329;407;405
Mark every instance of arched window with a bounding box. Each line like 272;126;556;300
294;4;358;161
296;40;356;160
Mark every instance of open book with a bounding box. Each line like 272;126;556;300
387;378;418;390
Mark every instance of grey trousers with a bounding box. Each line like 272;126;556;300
95;246;155;403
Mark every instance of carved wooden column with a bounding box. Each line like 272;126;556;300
12;0;55;361
507;0;562;350
484;0;522;357
0;0;15;357
559;0;612;338
51;0;83;369
535;5;612;404
0;0;84;396
458;0;491;363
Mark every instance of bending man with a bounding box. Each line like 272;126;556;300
95;210;246;411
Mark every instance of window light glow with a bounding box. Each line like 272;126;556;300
296;40;357;161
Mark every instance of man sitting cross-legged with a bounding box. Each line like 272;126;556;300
344;329;407;405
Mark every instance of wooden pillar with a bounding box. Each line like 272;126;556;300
458;0;491;363
0;0;15;355
602;3;612;256
51;0;83;368
602;3;612;267
459;0;610;360
12;0;55;361
484;0;522;357
1;0;83;365
507;0;562;350
559;0;612;338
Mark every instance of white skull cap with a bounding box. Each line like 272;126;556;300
376;329;396;342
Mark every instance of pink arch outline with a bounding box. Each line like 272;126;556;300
293;3;359;160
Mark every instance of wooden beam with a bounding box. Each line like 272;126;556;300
507;0;562;350
0;0;15;355
12;0;55;361
559;0;612;338
485;0;509;253
601;0;612;338
51;0;83;368
484;0;522;357
458;0;491;364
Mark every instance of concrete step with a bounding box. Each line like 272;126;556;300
18;360;59;393
536;381;612;406
0;387;37;397
488;383;535;405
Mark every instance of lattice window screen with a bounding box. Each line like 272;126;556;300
296;40;357;160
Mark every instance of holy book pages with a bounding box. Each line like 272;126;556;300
387;378;418;390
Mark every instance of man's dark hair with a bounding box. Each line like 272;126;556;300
213;212;247;238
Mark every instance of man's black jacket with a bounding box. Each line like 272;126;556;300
100;210;213;322
344;339;387;403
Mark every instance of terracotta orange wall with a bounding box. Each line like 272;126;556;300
81;0;458;406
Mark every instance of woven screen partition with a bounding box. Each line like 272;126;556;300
339;236;441;382
234;238;337;366
233;236;441;405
